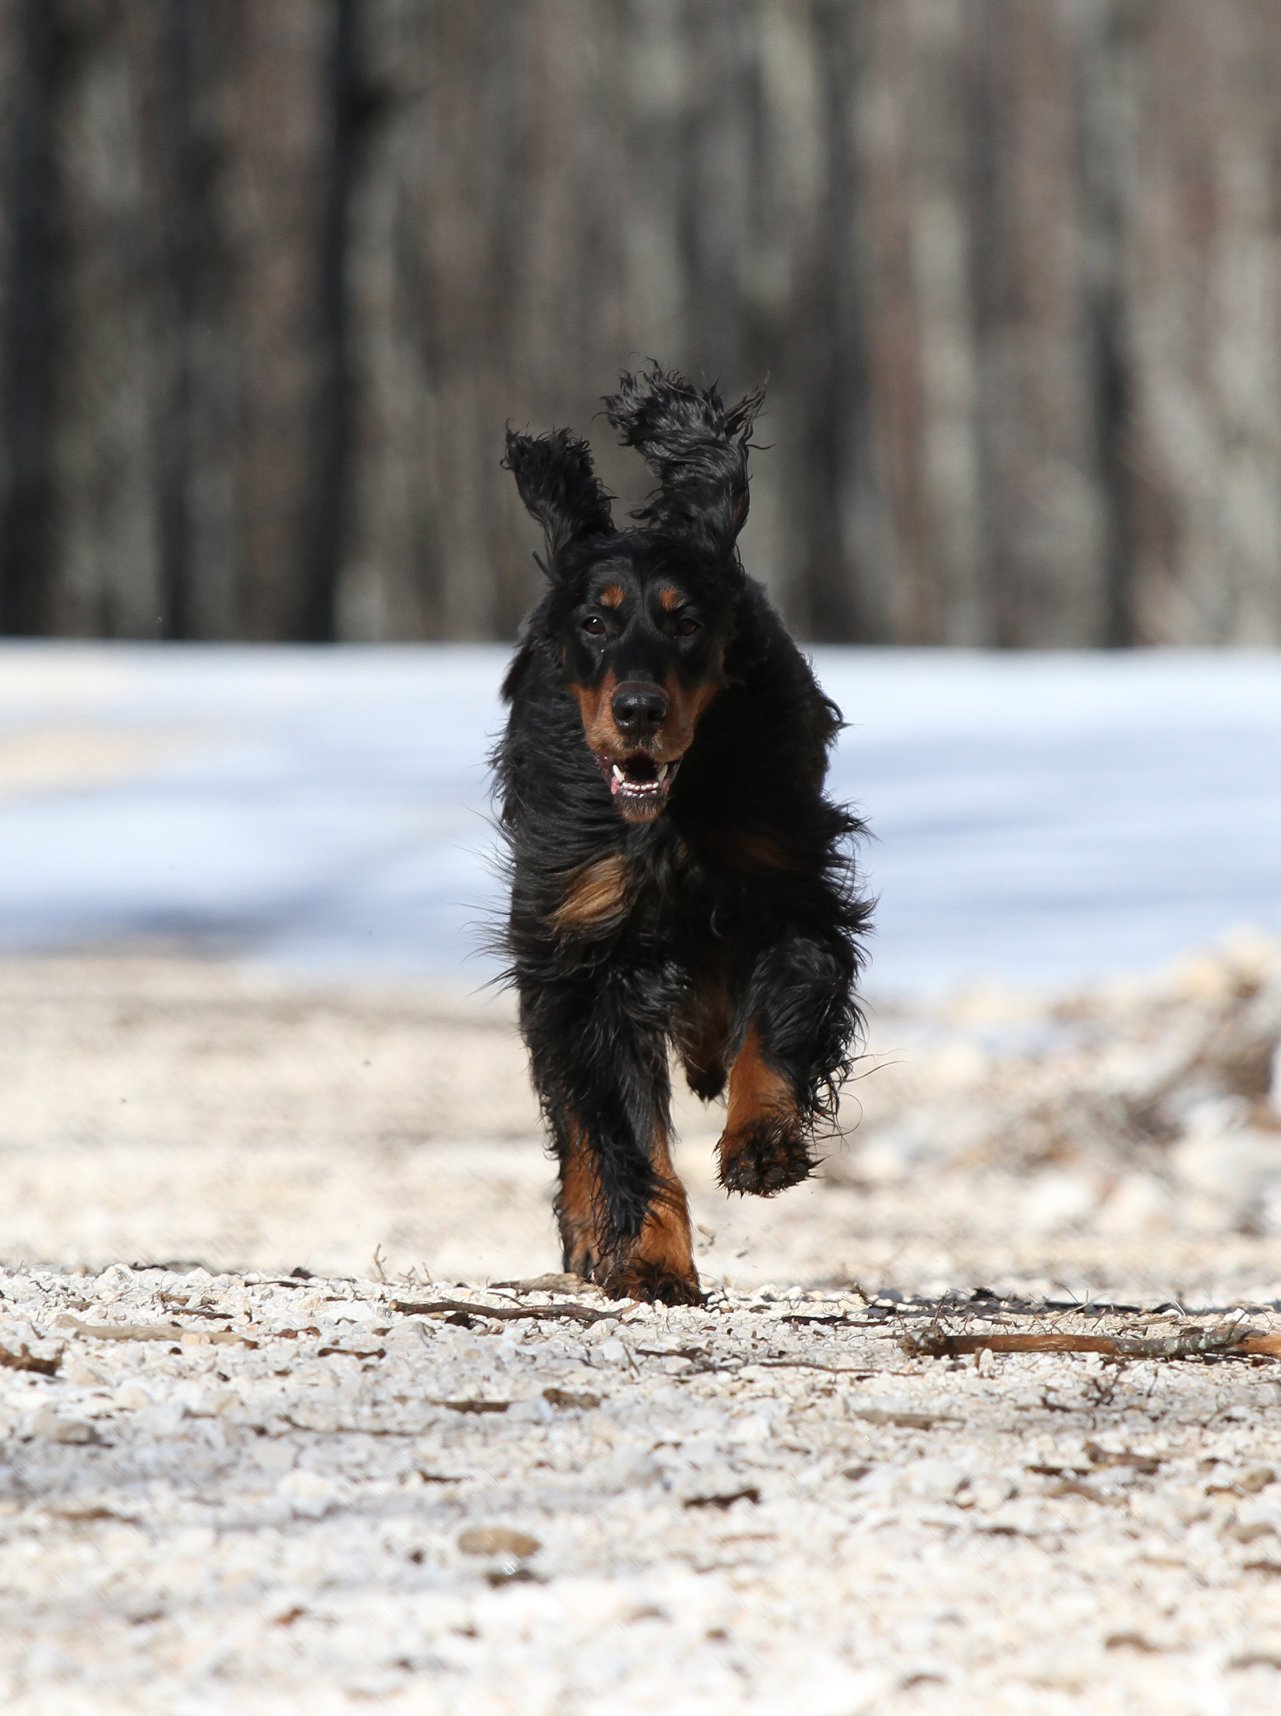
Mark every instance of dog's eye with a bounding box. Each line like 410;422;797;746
675;616;701;638
581;615;606;638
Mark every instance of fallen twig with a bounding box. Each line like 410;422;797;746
785;1318;898;1334
747;1358;877;1378
848;1406;962;1428
904;1325;1281;1362
279;1413;422;1437
0;1340;62;1376
684;1487;760;1510
543;1387;603;1409
389;1296;630;1327
57;1317;254;1347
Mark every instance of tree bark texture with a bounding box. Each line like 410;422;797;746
1;0;1279;644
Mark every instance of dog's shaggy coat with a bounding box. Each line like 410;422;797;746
496;365;870;1303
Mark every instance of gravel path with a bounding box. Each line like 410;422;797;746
3;943;1281;1713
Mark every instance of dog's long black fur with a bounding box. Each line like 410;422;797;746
495;364;871;1304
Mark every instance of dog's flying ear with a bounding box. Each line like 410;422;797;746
603;364;765;561
504;427;615;567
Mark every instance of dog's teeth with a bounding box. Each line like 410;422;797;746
612;764;625;783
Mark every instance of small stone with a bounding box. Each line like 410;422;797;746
276;1469;345;1517
113;1381;154;1412
190;1386;237;1418
1019;1171;1099;1236
1238;1468;1277;1495
94;1262;137;1298
457;1526;541;1558
1172;1128;1281;1226
59;1351;108;1388
132;1402;188;1438
1095;1173;1174;1235
28;1406;100;1444
505;1396;555;1425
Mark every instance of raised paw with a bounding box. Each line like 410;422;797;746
717;1117;815;1196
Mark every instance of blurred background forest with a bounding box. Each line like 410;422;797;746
2;0;1280;647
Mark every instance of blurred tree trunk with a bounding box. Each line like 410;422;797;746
1126;0;1281;643
231;2;328;642
803;0;892;643
2;0;1280;645
295;0;361;643
969;0;1111;647
54;2;160;635
0;0;63;634
153;0;239;640
1076;0;1138;646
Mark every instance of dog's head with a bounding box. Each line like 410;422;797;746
505;365;763;823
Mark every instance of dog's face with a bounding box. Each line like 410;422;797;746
506;366;762;823
549;538;729;821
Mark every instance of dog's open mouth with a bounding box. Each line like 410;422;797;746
594;752;682;813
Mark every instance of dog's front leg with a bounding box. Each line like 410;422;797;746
716;931;859;1196
520;978;702;1305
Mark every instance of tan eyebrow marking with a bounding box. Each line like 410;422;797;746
599;585;625;609
657;586;683;613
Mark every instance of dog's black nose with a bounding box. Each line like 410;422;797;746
611;681;669;736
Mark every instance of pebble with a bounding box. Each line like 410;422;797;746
131;1401;188;1438
457;1526;541;1558
1095;1173;1175;1235
93;1262;138;1299
1018;1171;1100;1236
1171;1129;1281;1230
59;1351;109;1388
506;1396;556;1425
26;1406;99;1444
112;1380;155;1411
275;1470;347;1517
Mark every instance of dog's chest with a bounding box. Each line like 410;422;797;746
547;831;722;946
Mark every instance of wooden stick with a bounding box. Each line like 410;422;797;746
0;1340;62;1376
390;1296;629;1327
58;1317;251;1346
904;1326;1281;1361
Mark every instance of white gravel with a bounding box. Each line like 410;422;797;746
4;1269;1281;1716
3;940;1281;1713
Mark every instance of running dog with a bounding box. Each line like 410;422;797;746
496;364;870;1304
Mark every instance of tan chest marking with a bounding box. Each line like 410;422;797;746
547;852;630;934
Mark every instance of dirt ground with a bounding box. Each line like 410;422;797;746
2;940;1281;1714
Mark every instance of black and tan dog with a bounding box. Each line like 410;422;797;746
496;364;870;1304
